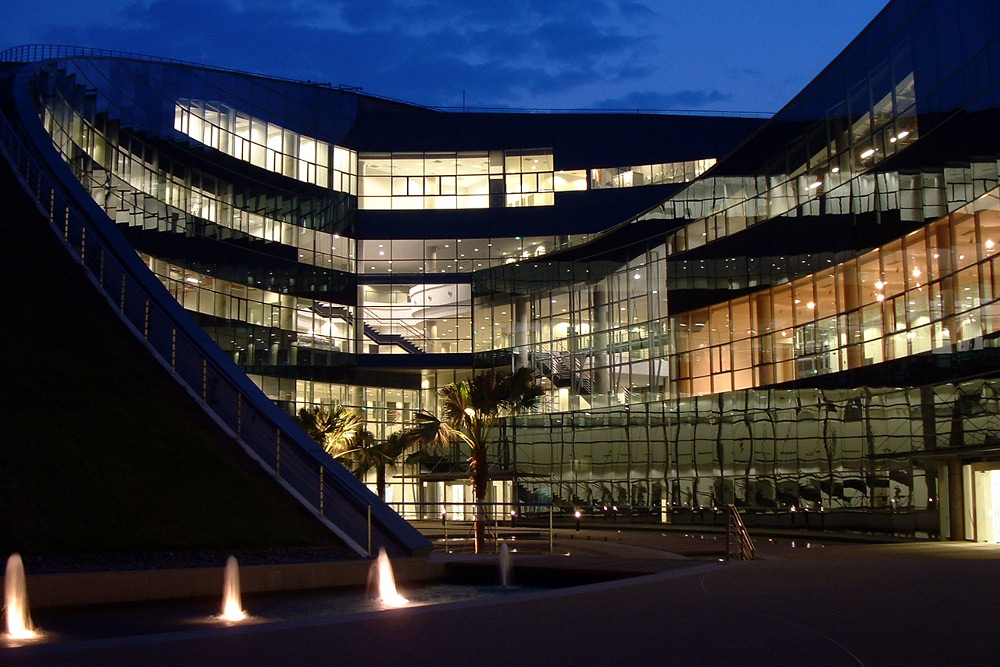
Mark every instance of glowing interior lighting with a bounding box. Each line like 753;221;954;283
874;281;885;290
808;181;822;189
831;167;840;173
876;293;886;302
987;239;996;250
912;267;921;278
860;148;876;159
897;130;910;139
806;301;816;310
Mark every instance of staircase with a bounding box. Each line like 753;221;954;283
363;322;424;354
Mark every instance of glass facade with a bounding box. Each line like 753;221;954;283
13;0;1000;537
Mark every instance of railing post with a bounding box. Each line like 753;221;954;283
275;429;281;478
725;506;732;561
319;465;324;516
549;502;554;555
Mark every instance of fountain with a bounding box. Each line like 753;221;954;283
4;553;37;639
219;555;247;622
368;548;408;607
499;543;512;588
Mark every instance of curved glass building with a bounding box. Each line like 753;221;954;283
4;0;1000;541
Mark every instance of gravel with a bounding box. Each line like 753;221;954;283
20;546;360;575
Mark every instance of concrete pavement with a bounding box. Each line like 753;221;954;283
4;531;1000;666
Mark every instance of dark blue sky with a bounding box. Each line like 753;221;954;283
3;1;888;113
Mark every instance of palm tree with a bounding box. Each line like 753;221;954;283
409;367;543;553
345;430;411;500
295;404;363;458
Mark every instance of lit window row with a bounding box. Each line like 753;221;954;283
358;236;582;274
589;159;716;190
174;100;357;194
648;72;919;256
669;189;1000;397
141;254;355;354
359;151;494;210
43;97;358;273
357;150;712;210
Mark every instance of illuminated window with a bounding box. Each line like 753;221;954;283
359;151;490;210
173;100;353;194
590;159;716;190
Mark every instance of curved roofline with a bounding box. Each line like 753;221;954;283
1;44;773;119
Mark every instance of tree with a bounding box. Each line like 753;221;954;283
408;367;543;553
295;404;362;458
345;430;411;500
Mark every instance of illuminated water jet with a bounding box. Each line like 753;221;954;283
499;542;512;588
368;548;408;608
4;553;37;639
219;555;247;622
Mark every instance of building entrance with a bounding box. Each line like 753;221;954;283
971;465;1000;543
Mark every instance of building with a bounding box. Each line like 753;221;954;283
3;0;1000;541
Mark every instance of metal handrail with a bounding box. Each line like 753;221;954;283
391;501;556;555
0;68;429;558
725;504;755;561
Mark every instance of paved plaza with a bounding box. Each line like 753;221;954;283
5;528;1000;666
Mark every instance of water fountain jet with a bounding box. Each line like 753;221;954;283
219;555;247;622
368;548;408;607
4;553;37;639
499;542;512;588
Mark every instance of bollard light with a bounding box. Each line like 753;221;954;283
574;509;582;531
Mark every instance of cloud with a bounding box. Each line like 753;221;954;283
593;89;733;111
24;0;662;108
7;0;886;112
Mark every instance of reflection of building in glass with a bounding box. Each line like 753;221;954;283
5;0;1000;541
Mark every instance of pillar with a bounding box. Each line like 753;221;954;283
947;457;965;541
754;292;774;385
514;296;530;369
936;224;957;347
593;284;610;396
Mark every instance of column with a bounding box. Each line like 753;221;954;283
514;295;530;369
593;284;610;396
754;292;774;385
937;223;958;347
947;457;965;540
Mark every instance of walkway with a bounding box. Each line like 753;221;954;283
5;531;1000;666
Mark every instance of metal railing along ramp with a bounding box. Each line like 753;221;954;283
0;64;430;559
726;505;756;561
